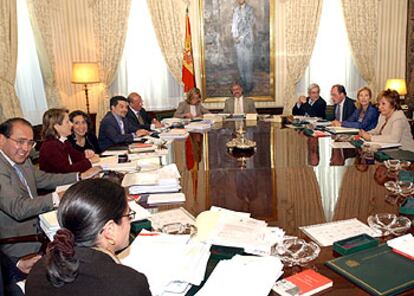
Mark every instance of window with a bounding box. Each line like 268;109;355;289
296;0;366;102
15;0;48;124
111;0;183;110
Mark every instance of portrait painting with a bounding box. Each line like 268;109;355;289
200;0;274;102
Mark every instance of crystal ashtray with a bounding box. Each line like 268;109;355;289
273;238;320;267
367;213;411;236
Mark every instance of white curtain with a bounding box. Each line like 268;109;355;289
297;0;366;103
15;0;48;125
342;0;378;94
110;0;183;111
283;0;323;114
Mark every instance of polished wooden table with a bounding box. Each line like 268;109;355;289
169;120;413;296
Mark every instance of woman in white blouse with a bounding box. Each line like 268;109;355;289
174;87;211;118
360;89;414;151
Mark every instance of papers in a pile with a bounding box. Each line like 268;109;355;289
123;164;181;194
196;255;283;296
195;207;284;256
120;230;210;296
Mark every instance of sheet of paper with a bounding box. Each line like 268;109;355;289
128;201;151;221
147;193;185;205
300;218;381;247
196;255;283;296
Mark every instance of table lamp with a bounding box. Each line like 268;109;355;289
385;78;407;99
71;62;100;114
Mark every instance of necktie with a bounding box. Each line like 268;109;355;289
136;112;145;125
14;165;34;199
119;119;125;134
335;104;341;121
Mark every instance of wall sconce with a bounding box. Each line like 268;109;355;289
71;62;100;114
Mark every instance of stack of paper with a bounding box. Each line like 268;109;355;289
93;156;140;173
128;143;156;153
196;255;283;296
147;193;185;205
325;126;360;134
120;231;211;296
160;129;189;140
123;164;181;194
39;210;59;241
184;120;213;132
195;207;285;256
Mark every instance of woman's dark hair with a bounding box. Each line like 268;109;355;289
46;179;128;288
69;110;92;132
377;89;401;110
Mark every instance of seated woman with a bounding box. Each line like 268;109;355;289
39;108;93;173
68;110;101;154
25;179;151;296
360;89;414;151
331;86;379;131
174;87;211;118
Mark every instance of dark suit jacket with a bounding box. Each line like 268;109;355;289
0;152;77;259
126;107;153;131
335;97;356;122
98;112;134;151
342;103;379;131
292;96;327;118
68;133;101;154
26;247;151;296
39;138;91;173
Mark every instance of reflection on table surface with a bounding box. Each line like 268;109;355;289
172;121;400;235
168;121;412;295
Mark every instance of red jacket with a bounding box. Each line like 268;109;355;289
39;138;91;173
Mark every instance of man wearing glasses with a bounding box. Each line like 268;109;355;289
292;83;327;119
0;117;100;291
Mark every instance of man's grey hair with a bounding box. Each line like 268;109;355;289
307;83;320;93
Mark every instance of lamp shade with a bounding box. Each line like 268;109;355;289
71;62;100;84
385;79;407;96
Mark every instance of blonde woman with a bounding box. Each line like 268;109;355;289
332;86;379;131
174;87;210;118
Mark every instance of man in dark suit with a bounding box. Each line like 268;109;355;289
126;92;161;131
98;96;150;151
331;84;356;122
0;118;100;290
292;83;327;118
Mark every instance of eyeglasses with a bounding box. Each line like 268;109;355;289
7;137;36;149
122;209;136;221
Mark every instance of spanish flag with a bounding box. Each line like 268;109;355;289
182;9;195;92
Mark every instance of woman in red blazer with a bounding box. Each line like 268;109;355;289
39;108;93;173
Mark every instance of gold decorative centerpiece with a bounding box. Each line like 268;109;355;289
226;126;256;151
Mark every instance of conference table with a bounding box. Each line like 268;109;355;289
165;120;413;296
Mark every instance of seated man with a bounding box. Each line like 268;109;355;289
126;92;162;131
223;83;257;114
331;84;356;122
98;96;150;151
0;118;101;284
292;83;326;118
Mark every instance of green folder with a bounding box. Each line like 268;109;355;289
326;244;414;296
383;149;414;162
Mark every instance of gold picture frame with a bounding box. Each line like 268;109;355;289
199;0;275;103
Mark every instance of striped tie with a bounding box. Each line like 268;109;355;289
14;165;34;199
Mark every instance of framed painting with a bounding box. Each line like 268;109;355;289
199;0;275;102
